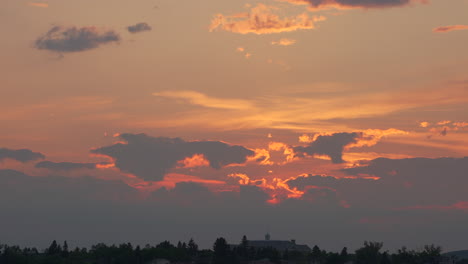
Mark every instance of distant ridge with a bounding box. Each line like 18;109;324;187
444;250;468;260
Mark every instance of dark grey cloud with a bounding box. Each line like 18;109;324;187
35;161;101;171
35;26;120;53
1;166;468;252
301;0;418;9
127;22;152;33
92;133;255;181
0;148;45;162
294;132;362;163
342;157;468;207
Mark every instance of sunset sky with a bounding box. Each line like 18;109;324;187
1;0;468;252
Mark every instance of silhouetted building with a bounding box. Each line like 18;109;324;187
245;234;311;253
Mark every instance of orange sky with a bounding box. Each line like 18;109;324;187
1;0;468;252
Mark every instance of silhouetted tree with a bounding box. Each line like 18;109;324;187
188;238;198;257
419;244;442;264
355;241;384;264
47;240;60;255
213;237;234;264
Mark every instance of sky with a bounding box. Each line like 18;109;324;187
1;0;468;253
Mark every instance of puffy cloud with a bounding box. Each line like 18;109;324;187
35;161;102;171
35;26;120;53
0;148;45;163
92;133;255;181
294;132;363;163
433;25;468;33
127;22;152;34
286;129;408;164
209;4;325;35
419;121;430;128
284;0;426;10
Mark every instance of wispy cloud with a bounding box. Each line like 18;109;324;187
145;84;468;131
433;25;468;33
271;38;297;46
153;91;254;110
209;4;325;35
28;2;49;8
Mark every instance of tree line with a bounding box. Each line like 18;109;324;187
0;237;465;264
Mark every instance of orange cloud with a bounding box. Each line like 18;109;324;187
437;120;451;125
433;25;468;33
28;2;49;8
228;173;305;204
96;163;116;169
209;4;325;35
271;38;297;46
419;121;430;128
141;83;468;132
177;154;210;168
268;142;296;164
453;122;468;128
299;134;313;143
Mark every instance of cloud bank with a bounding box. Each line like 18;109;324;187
0;148;45;163
35;161;99;171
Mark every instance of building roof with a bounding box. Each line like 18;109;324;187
247;240;311;252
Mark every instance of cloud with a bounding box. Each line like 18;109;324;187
35;161;101;171
419;121;430;128
291;129;407;164
294;132;363;163
153;90;254;110
141;84;468;132
209;4;325;34
28;2;48;8
2;156;468;251
0;148;45;163
284;0;426;10
399;201;468;211
433;25;468;33
35;26;120;53
127;22;152;34
92;133;255;181
271;38;297;46
342;157;468;208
